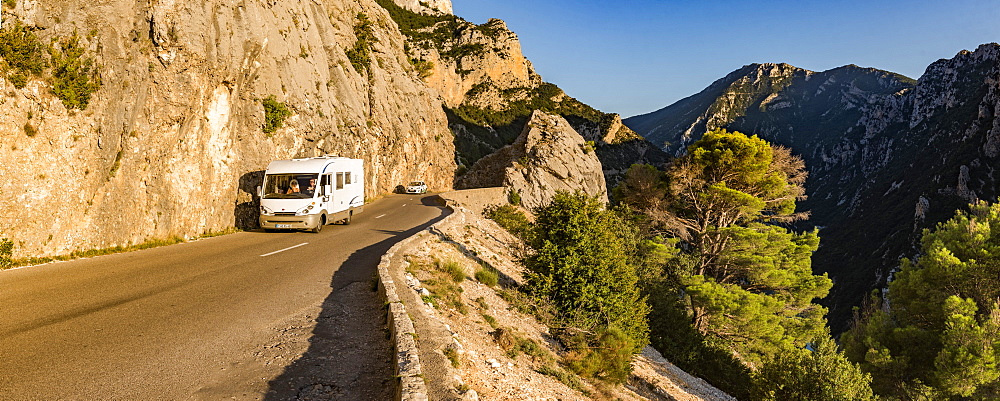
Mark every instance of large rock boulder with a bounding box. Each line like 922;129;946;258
457;110;608;209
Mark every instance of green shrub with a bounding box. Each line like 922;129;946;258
0;20;48;83
516;337;549;361
526;192;650;383
2;0;15;9
409;57;433;78
537;365;586;394
437;259;465;283
421;261;467;314
440;43;483;60
507;188;521;206
481;313;498;329
484;204;533;242
527;192;649;343
754;337;876;401
443;346;461;368
451;83;602;128
8;71;26;88
23;122;37;137
346;12;376;74
474;267;498;287
472;19;504;38
0;238;13;269
563;327;637;384
261;95;291;134
49;32;101;110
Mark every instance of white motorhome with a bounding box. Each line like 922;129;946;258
258;156;364;233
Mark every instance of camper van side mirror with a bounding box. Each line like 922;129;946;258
256;185;262;198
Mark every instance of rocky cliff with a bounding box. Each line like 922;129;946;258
456;110;608;209
0;0;459;259
624;45;1000;330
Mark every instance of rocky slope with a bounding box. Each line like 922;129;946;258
456;110;608;209
0;0;460;259
391;188;734;400
624;44;1000;330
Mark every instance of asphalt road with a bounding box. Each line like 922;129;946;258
0;193;449;400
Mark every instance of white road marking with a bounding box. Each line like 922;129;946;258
260;242;309;257
375;214;387;219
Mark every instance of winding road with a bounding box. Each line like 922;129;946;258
0;194;448;400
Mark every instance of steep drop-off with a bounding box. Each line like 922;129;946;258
625;44;1000;330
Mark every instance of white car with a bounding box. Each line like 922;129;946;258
405;181;428;194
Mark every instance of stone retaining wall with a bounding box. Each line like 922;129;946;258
376;188;504;400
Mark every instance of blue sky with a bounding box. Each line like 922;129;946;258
452;0;1000;118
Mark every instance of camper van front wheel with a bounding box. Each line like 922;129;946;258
312;216;326;233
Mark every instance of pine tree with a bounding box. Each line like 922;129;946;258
843;200;1000;399
664;130;829;365
933;296;999;397
616;129;849;396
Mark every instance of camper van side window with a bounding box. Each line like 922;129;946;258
336;173;344;189
321;174;331;195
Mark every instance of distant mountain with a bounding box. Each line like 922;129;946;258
624;44;1000;331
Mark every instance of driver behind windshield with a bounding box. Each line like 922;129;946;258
305;178;316;196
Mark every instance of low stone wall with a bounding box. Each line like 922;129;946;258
377;188;504;400
376;228;435;401
435;187;506;215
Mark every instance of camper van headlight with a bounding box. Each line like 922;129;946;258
296;205;314;215
260;206;273;215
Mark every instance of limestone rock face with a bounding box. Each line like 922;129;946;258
415;18;541;109
0;0;456;258
456;111;608;209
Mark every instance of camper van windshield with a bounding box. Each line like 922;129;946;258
263;174;319;199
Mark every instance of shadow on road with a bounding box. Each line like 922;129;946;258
235;170;264;231
264;195;450;400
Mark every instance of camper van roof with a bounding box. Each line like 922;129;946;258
265;156;358;174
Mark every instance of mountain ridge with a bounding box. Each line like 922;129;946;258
624;44;1000;330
